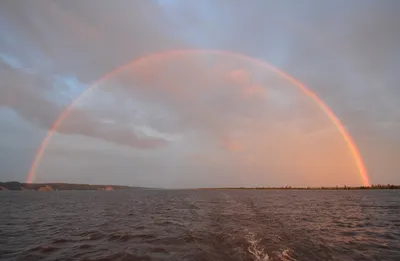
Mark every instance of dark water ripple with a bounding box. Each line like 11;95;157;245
1;190;399;260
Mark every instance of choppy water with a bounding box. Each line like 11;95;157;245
1;190;399;261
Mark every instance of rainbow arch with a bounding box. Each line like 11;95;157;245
27;49;371;186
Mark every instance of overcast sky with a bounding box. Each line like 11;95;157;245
0;0;399;188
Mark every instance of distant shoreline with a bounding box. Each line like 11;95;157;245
0;181;136;191
1;181;399;191
197;185;400;190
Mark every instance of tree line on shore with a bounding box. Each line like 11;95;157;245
198;184;400;190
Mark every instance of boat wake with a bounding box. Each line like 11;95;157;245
246;232;296;261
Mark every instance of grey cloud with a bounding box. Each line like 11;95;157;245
0;0;182;81
59;110;167;149
154;0;400;132
0;0;177;150
0;62;167;150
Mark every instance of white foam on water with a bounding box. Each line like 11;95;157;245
245;232;297;261
245;232;270;261
279;248;296;261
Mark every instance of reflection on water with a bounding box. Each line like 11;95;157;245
0;190;399;260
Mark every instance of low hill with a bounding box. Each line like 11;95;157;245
0;182;134;191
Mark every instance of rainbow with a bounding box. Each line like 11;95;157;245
27;49;371;186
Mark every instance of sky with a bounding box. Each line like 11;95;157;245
0;0;399;188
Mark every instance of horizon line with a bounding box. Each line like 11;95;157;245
2;181;400;190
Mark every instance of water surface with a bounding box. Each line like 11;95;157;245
1;190;399;260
